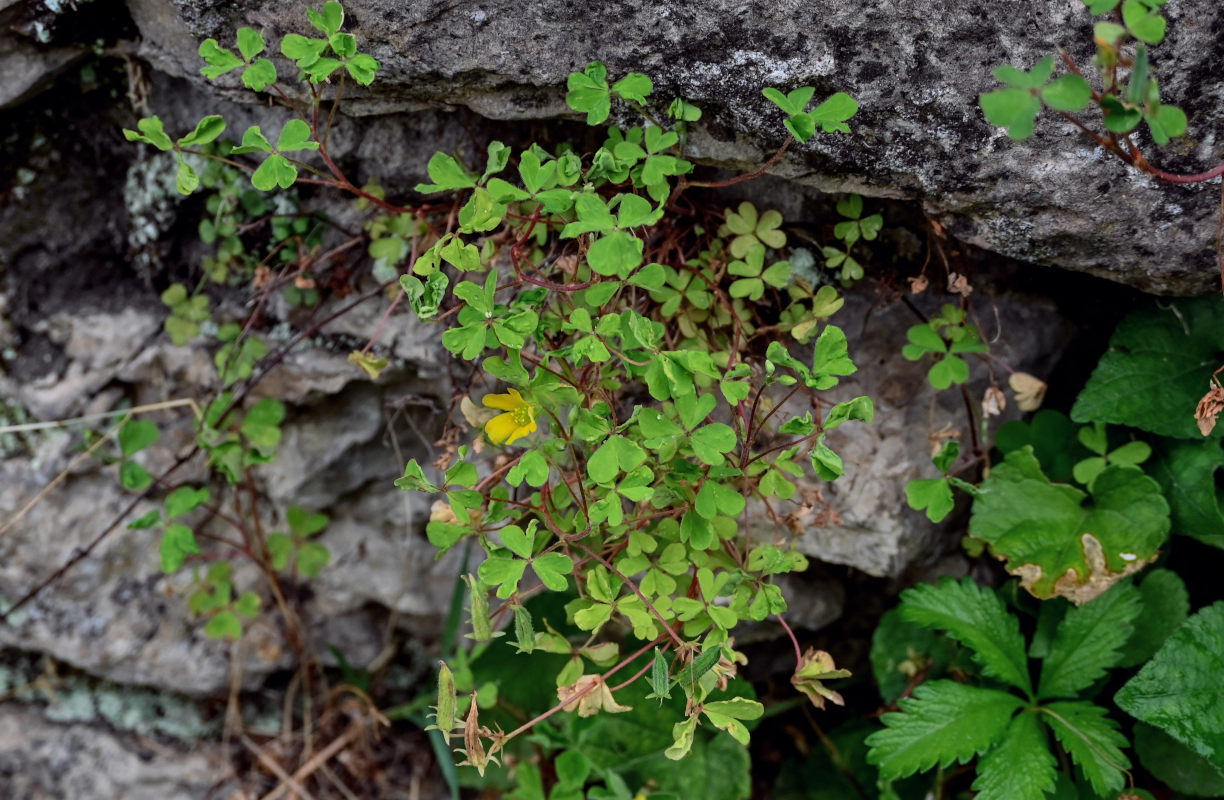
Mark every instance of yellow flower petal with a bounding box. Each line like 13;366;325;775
482;388;524;412
484;412;521;444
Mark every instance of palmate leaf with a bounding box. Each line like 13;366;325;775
1115;602;1224;772
899;577;1032;696
1041;700;1130;797
968;448;1168;604
865;680;1023;780
1037;581;1141;699
971;711;1056;800
1072;297;1224;439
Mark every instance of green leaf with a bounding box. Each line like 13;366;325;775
865;680;1023;779
1147;440;1224;549
395;458;440;493
971;711;1057;800
177;115;226;148
251;153;297;190
127;509;162;530
807;92;858;134
120;460;152;491
287;506;329;537
122;116;175;151
899;577;1032;695
1122;0;1167;44
276;119;318;152
532;552;573;591
204;610;243;639
297;542;330;576
267;533;293;570
119;418;159;457
280;33;328;66
160;523;199;572
478;557;528;598
690;424;737;466
906;478;954;522
870;608;960;704
1041;74;1092;111
588;435;647;485
588;231;643;277
1042;700;1130;797
346;53;379;85
236;27;265;61
1037;581;1141;699
307;1;344;35
1073;299;1224;440
1115;602;1224;772
811;325;857;377
1146;103;1187;145
1102;94;1143;133
234;591;260;618
995;409;1089;483
612;72;653;103
232;125;273;154
1122;568;1190;667
165;486;210;519
415;152;476;193
1133;721;1224;797
175;156;199;195
242;59;277;91
968;449;1169;602
763;86;814;116
566;62;611;125
198;39;243;79
994;55;1055;89
981;87;1042;140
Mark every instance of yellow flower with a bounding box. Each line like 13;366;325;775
482;388;537;445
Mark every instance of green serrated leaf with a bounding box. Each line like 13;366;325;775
900;577;1032;695
1037;581;1141;699
865;680;1023;779
971;711;1057;800
1115;602;1224;772
1042;700;1131;796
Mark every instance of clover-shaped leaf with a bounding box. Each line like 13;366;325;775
199;39;243;79
566;61;611;125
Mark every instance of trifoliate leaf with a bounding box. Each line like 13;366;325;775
968;448;1168;604
865;680;1023;779
198;39;243;79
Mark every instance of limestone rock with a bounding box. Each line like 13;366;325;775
0;704;233;800
119;0;1224;294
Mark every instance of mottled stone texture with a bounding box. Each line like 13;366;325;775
119;0;1224;293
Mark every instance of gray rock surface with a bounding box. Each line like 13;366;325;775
0;704;234;800
116;0;1224;294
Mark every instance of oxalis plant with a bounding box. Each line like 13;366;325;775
100;1;1224;797
116;0;874;794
